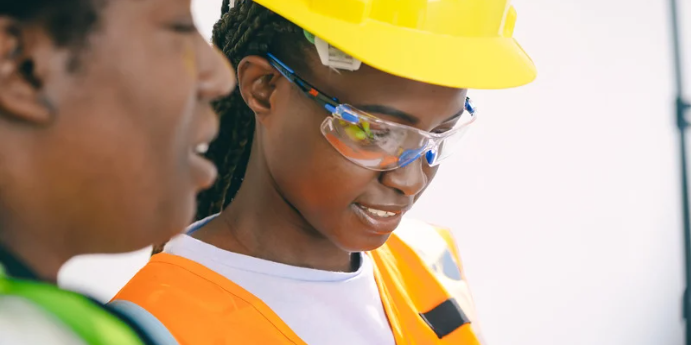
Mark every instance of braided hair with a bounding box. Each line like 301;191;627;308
151;0;307;254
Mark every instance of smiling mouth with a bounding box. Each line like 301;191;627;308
353;203;408;218
360;206;398;218
351;203;406;234
188;141;217;190
193;143;209;155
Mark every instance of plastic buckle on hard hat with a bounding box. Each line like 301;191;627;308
314;36;362;72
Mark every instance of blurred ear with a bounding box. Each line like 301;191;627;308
0;18;52;125
237;55;279;124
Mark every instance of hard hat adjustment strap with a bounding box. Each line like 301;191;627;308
303;30;362;72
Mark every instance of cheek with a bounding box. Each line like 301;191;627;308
265;106;374;210
416;165;439;202
119;78;197;240
49;55;199;246
425;163;440;181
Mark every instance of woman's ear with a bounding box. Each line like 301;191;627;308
0;18;53;125
237;55;280;123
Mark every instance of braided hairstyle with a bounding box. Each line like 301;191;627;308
151;0;308;254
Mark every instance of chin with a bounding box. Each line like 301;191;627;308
336;232;393;252
84;237;149;255
106;219;182;254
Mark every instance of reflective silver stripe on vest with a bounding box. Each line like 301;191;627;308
108;300;179;345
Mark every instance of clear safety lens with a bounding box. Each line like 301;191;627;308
320;104;476;171
424;125;473;166
321;117;424;171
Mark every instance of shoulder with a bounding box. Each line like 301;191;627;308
115;253;230;300
0;296;87;345
112;256;204;345
393;218;464;278
391;218;486;342
114;253;255;317
113;254;303;344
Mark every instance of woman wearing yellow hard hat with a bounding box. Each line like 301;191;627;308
111;0;535;344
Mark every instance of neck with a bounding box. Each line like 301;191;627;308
0;223;67;283
194;154;353;272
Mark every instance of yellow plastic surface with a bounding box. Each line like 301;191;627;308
256;0;537;89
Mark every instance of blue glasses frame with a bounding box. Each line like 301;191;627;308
266;53;476;169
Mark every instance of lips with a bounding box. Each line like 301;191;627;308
189;110;219;190
188;144;217;190
351;202;410;235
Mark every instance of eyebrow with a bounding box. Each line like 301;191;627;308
354;104;465;125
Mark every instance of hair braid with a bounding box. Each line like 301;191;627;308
197;1;306;220
153;1;306;255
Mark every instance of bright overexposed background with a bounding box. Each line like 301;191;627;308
59;1;690;344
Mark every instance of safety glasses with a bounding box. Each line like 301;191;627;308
267;53;477;172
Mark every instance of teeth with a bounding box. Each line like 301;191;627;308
365;207;396;218
195;143;209;154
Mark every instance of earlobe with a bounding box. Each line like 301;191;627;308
237;56;279;123
0;19;52;125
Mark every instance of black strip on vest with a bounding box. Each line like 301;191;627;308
419;298;471;339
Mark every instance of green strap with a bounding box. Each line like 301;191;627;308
0;269;145;345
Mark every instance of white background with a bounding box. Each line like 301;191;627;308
59;0;690;344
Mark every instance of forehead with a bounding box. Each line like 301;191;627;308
102;0;191;23
303;55;468;129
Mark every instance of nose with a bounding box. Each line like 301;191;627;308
380;156;428;196
197;41;236;101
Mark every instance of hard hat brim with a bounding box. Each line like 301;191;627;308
257;0;537;90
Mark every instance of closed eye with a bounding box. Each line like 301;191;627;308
167;22;196;34
432;123;457;134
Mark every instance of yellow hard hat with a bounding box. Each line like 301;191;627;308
255;0;536;89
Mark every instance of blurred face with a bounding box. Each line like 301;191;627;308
257;54;467;252
0;0;234;253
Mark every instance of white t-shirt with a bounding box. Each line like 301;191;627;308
164;234;396;345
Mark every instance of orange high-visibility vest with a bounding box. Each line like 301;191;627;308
113;219;484;344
